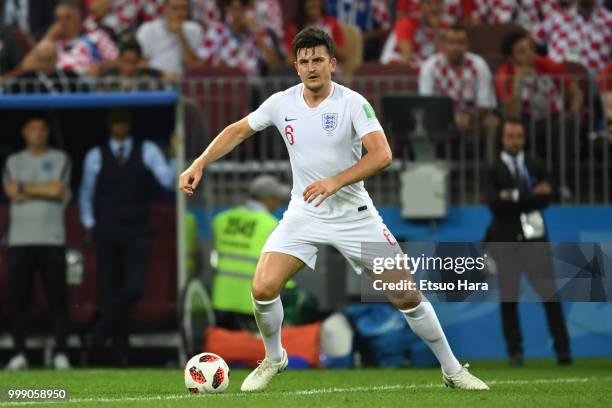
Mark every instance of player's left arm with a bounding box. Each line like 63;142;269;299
303;130;392;207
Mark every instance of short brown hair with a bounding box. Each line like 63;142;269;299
292;27;335;59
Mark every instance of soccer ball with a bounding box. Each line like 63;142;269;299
184;352;230;394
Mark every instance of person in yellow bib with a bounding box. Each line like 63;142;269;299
211;175;292;330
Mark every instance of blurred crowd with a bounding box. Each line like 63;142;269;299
0;0;611;131
0;1;609;76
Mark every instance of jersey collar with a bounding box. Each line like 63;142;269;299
298;81;336;110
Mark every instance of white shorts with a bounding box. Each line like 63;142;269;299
261;209;403;274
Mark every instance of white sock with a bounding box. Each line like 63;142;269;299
401;300;462;375
252;295;284;363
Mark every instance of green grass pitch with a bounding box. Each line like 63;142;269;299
1;359;611;407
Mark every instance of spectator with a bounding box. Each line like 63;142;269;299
6;39;79;93
600;62;612;134
495;30;582;120
83;0;160;41
99;38;164;91
19;0;118;77
533;0;612;74
197;0;281;76
483;119;571;367
211;175;291;330
470;0;559;30
0;0;58;40
79;110;176;365
284;0;346;64
191;0;221;29
496;30;582;192
250;0;284;43
326;0;391;60
3;116;72;371
396;0;476;24
84;1;225;40
0;27;23;82
380;0;446;69
419;24;496;134
136;0;203;78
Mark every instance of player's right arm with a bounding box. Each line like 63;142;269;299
178;116;256;196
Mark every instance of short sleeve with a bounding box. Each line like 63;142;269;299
136;24;151;58
185;23;204;52
2;156;15;184
349;92;383;138
58;153;72;205
247;92;282;131
57;152;71;183
418;57;436;95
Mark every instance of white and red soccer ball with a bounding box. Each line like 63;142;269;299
184;352;230;394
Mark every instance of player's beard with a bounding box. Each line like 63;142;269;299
304;81;324;93
303;74;328;94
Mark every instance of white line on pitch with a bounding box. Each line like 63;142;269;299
1;376;611;406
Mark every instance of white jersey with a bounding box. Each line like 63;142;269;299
248;82;384;221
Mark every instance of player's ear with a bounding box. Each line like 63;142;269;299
294;60;299;75
330;57;337;73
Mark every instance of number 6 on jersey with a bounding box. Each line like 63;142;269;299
284;125;295;145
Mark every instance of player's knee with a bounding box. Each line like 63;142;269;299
251;282;280;302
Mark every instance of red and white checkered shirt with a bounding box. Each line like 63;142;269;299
84;0;164;38
191;0;221;30
533;6;612;74
396;0;476;24
379;17;446;70
473;0;559;29
56;29;119;75
84;0;221;37
251;0;284;41
419;52;496;112
197;22;274;76
372;0;392;30
495;56;573;118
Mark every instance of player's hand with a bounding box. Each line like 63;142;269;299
303;177;342;207
179;161;204;196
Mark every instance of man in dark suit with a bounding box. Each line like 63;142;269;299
484;119;571;366
79;110;176;365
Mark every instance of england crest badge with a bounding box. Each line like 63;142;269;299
322;113;338;133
